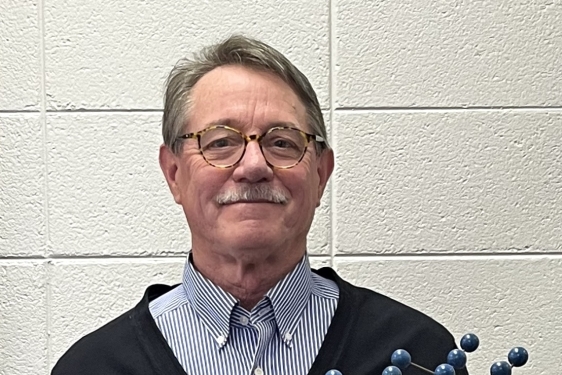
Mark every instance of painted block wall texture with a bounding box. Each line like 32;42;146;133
0;1;560;374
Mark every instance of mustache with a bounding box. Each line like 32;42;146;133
215;184;289;205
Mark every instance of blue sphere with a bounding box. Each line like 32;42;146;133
382;366;403;375
435;363;455;375
390;349;411;369
508;347;529;367
325;370;342;375
490;361;512;375
447;349;467;369
460;333;480;352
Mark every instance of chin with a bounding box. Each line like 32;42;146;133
224;227;286;250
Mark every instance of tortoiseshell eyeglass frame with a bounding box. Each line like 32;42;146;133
175;125;326;169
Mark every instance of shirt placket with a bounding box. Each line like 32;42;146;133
247;302;277;375
249;320;276;375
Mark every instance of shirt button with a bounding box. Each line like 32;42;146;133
239;316;249;326
254;367;264;375
216;335;226;345
284;332;292;341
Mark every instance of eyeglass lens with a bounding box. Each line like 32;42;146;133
199;127;307;167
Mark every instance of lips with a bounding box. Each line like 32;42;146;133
224;199;280;205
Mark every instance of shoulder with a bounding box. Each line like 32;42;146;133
314;267;465;373
315;267;452;336
51;284;175;375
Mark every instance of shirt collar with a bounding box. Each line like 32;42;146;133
266;255;313;346
182;253;314;348
182;254;238;348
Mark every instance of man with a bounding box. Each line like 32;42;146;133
52;35;468;375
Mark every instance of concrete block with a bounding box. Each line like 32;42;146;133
44;0;329;110
336;0;562;107
0;261;47;375
0;114;46;256
46;112;190;256
334;111;561;254
49;259;184;366
0;0;40;110
335;257;562;375
46;111;333;256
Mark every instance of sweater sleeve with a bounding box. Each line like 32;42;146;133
51;285;187;375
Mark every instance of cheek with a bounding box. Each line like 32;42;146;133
284;171;320;209
177;162;223;211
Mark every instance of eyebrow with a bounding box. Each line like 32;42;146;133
204;119;302;131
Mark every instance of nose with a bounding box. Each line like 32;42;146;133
231;140;274;183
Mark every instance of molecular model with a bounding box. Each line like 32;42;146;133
325;333;529;375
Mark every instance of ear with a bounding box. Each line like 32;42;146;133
159;144;183;204
315;149;334;207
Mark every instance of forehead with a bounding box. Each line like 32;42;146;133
188;65;307;132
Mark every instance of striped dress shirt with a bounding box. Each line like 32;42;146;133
149;254;339;375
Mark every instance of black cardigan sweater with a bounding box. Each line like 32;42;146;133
52;268;469;375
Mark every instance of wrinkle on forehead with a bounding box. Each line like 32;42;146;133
188;65;307;133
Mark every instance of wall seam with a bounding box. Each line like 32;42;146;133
37;0;52;370
0;110;41;114
335;106;562;112
42;108;163;113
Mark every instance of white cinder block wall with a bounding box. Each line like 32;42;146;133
1;1;560;374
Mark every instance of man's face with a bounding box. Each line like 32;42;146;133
160;65;333;263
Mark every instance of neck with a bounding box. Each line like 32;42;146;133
191;248;305;310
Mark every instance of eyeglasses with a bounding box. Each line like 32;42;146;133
176;125;326;168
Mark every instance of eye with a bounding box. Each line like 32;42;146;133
202;134;242;151
267;136;300;150
272;138;297;149
207;138;233;149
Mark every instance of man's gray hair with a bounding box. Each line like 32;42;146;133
162;35;329;154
